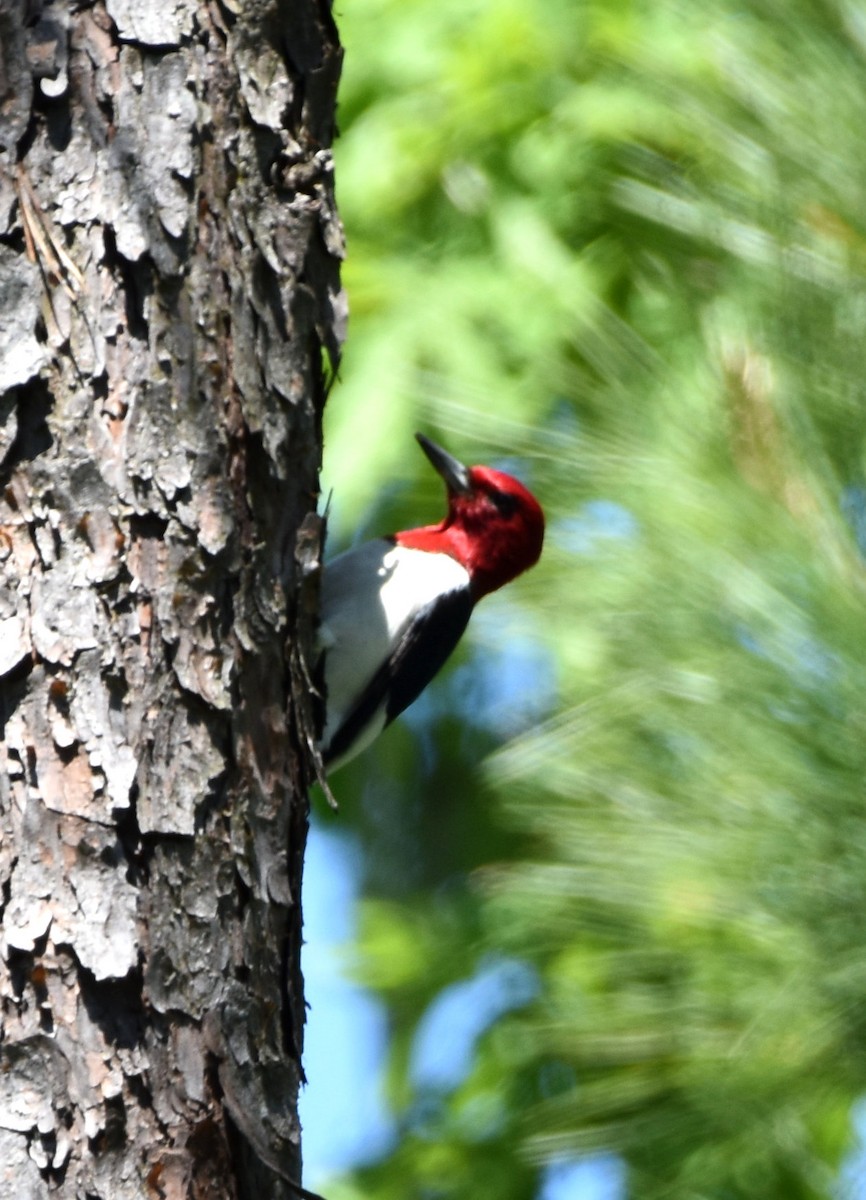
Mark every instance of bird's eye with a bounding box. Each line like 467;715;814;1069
491;490;518;517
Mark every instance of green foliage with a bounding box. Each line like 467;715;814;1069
320;0;866;1196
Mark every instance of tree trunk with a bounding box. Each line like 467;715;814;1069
0;1;343;1196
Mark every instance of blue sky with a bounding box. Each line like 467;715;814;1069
299;821;626;1200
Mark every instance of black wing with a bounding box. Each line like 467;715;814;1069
323;587;473;768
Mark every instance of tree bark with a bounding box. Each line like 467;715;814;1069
0;1;343;1196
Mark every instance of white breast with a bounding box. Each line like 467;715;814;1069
319;540;470;756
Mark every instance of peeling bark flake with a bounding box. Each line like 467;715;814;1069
0;248;50;388
104;0;192;49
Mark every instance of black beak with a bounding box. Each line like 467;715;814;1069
416;433;473;496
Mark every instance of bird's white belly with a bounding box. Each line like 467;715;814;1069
319;540;470;751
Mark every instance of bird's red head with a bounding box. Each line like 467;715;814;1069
395;434;545;599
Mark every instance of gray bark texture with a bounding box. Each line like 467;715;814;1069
0;0;344;1196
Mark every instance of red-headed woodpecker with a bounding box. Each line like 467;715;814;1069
318;434;545;772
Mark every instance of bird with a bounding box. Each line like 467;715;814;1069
318;433;545;772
